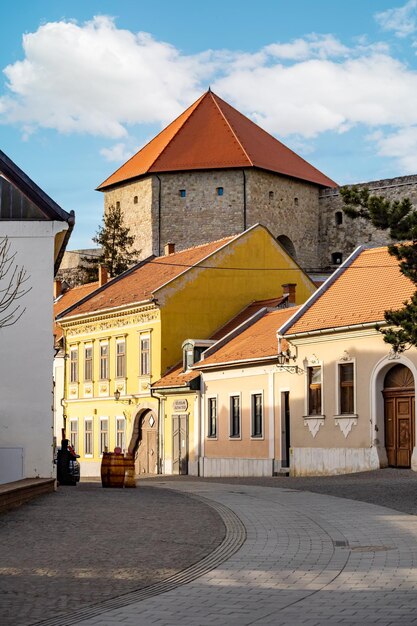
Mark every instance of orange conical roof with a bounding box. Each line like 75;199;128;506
97;90;336;190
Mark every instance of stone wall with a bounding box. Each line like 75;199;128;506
319;174;417;269
246;169;321;269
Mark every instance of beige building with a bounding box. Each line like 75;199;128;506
278;245;417;475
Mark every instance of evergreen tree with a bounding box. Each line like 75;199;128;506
83;205;140;281
340;186;417;353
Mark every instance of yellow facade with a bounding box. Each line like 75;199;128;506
58;225;316;476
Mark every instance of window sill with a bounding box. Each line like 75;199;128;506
250;435;264;440
228;436;242;441
333;413;358;419
303;414;326;420
206;436;218;440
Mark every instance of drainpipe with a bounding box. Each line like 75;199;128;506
155;175;162;256
242;169;247;231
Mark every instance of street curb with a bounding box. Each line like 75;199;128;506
33;493;246;626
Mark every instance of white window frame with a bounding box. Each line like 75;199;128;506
207;395;218;439
69;346;78;383
335;358;357;417
99;417;109;456
116;416;126;452
250;390;264;439
140;334;151;376
69;418;78;452
229;392;242;440
116;338;126;379
84;417;93;457
99;341;109;380
304;361;325;418
84;343;93;382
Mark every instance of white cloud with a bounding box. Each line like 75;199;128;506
100;142;136;162
3;16;417;173
373;126;417;171
375;0;417;37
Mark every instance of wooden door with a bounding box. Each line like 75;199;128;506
383;365;415;468
172;415;188;475
134;411;157;475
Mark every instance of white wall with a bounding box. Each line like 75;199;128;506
0;221;68;483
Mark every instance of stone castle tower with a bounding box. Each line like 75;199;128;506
97;90;413;272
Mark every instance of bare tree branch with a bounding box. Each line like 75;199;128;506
0;237;31;328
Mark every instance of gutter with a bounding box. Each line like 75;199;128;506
281;320;384;342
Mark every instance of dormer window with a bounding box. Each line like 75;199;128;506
182;339;215;371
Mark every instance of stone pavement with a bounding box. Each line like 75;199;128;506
65;479;417;626
0;482;225;626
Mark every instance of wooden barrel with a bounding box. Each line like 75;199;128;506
108;453;126;488
101;452;112;488
124;454;136;488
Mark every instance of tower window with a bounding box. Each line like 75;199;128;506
331;252;343;265
335;211;343;226
179;189;186;198
269;191;274;201
216;187;224;196
116;201;120;210
294;197;299;206
133;196;138;204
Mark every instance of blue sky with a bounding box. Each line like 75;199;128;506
2;0;417;248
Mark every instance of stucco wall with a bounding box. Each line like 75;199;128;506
0;221;66;482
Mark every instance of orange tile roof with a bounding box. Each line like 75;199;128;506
54;282;99;343
197;307;299;368
153;297;288;388
57;236;236;320
282;246;414;336
98;90;336;190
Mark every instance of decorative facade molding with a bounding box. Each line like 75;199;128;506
334;416;358;438
63;306;159;337
303;416;325;438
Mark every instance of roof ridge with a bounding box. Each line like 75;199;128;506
210;92;253;166
158;233;237;258
97;93;206;190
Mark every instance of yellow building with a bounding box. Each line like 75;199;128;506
56;224;315;476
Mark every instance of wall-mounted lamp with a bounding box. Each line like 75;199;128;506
277;347;303;374
114;389;133;404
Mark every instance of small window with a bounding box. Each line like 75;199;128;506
269;191;274;201
116;417;126;451
335;211;343;226
230;395;240;438
100;343;109;380
308;366;322;416
179;189;186;198
116;340;126;378
116;201;120;210
216;187;224;196
140;336;150;376
294;197;299;206
208;398;217;438
100;418;108;455
84;345;93;382
70;419;78;452
133;196;138;204
84;419;93;456
251;393;263;438
339;363;354;414
331;252;343;265
70;347;78;383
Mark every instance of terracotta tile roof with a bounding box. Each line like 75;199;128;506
54;282;99;343
283;246;414;336
98;90;336;190
153;297;289;388
57;236;236;320
197;307;299;368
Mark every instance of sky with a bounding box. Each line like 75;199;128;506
2;0;417;248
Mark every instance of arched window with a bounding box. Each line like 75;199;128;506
331;252;343;265
277;235;297;260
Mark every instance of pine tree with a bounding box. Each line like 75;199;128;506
83;205;140;281
340;186;417;353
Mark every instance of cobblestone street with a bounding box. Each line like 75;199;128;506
2;470;417;625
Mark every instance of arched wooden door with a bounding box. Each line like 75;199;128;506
383;365;415;468
131;410;158;475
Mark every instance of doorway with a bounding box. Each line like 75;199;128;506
132;410;157;475
383;364;415;468
281;391;291;468
172;414;188;475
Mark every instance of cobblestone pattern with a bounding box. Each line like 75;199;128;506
71;478;417;626
0;483;225;626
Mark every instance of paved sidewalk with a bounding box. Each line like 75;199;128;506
69;480;417;626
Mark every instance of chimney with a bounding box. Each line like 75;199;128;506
99;265;108;287
53;280;62;299
282;283;296;305
164;242;175;255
